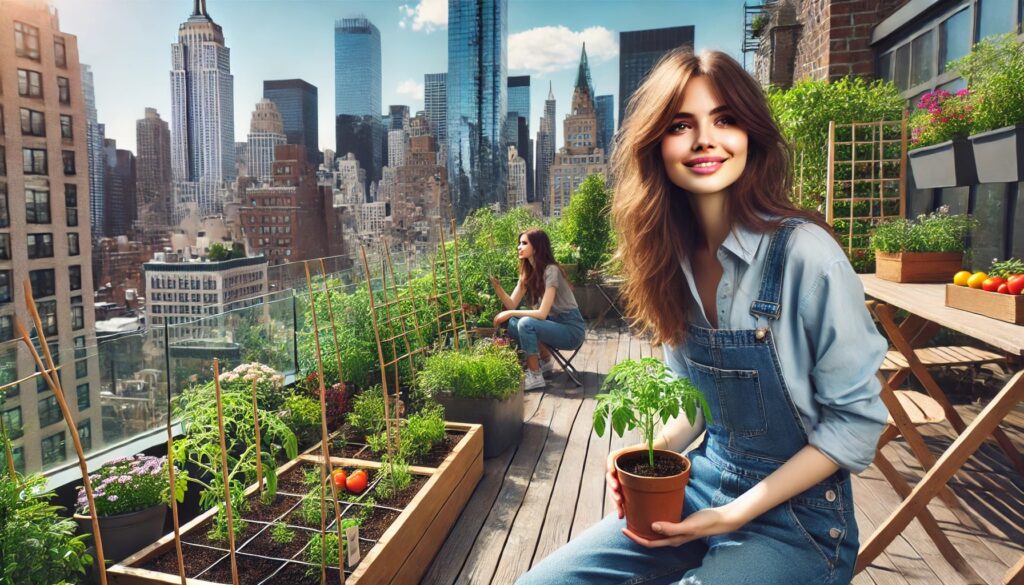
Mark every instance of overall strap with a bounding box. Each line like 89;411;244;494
749;217;810;321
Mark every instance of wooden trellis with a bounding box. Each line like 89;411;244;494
826;116;908;270
429;220;470;351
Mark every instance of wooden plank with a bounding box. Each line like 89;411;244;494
572;332;617;539
851;477;914;585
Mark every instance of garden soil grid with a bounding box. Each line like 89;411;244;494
107;422;483;585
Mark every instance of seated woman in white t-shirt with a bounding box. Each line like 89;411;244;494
489;229;586;390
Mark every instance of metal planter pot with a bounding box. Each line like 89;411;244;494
908;138;977;188
436;384;524;458
75;503;167;562
970;124;1024;184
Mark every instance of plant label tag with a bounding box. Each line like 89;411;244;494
346;525;361;567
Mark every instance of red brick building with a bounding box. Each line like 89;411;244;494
92;237;150;308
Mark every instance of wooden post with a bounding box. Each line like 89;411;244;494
165;409;187;585
252;378;263;496
16;281;108;585
318;258;347;387
826;120;835;225
212;359;240;585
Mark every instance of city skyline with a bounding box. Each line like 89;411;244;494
51;0;745;155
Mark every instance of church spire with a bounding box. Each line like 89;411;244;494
547;80;554;101
574;43;595;99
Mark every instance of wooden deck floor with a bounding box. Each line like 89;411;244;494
423;327;1024;585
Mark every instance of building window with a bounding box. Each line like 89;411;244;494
71;305;84;330
74;335;86;359
75;358;87;379
0;315;11;342
0;270;10;303
25;186;50;223
11;446;24;474
76;383;89;410
60;115;72;139
29;269;55;298
2;407;23;439
0;348;16;391
54;36;67;68
910;30;935;88
22;148;47;175
77;420;91;450
939;8;972;74
57;76;70;105
38;394;61;427
65;184;77;227
27;233;53;258
69;265;81;291
14;21;41;60
62;151;75;175
41;431;66;469
978;0;1015;40
0;146;5;176
20;108;45;136
0;234;9;260
68;232;79;256
16;69;42;97
0;184;6;226
38;300;56;336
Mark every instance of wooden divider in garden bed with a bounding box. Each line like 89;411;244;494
107;422;483;585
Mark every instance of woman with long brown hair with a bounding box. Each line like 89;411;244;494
517;50;887;584
490;228;585;391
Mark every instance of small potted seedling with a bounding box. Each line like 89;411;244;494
593;357;710;540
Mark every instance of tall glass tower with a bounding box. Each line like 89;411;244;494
507;75;532;201
595;94;615;154
619;26;694;128
447;0;508;221
263;79;319;165
334;16;381;118
424;73;447;143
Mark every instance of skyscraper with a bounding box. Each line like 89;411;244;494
619;25;694;127
447;0;508;221
102;138;137;237
81;64;105;240
535;82;556;211
335;115;379;198
246;99;286;182
136;108;174;228
170;0;236;216
389;105;410;131
263;79;319;166
507;75;533;201
334;17;381;118
424;72;447;143
595;94;615;154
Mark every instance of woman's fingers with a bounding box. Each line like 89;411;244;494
621;528;695;548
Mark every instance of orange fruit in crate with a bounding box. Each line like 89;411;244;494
967;272;988;289
953;271;972;286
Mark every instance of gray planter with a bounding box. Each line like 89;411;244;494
908;138;977;188
970;124;1024;184
436;384;523;458
75;503;167;562
574;280;622;320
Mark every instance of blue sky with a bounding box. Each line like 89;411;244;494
53;0;746;154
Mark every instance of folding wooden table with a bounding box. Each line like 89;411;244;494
858;274;1024;584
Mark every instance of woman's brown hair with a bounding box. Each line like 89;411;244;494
610;49;829;346
518;229;564;306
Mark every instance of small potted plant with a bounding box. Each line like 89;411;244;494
907;88;977;188
593;357;710;540
417;340;524;457
750;12;768;38
871;206;976;283
74;454;187;562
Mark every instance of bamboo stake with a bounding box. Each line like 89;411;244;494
0;388;16;478
450;220;470;337
165;401;186;585
251;378;263;495
212;359;240;585
359;247;395;461
303;262;347;585
16;283;108;584
318;259;347;387
378;258;403;453
436;226;460;350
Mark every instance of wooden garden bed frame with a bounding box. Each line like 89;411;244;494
107;422;483;585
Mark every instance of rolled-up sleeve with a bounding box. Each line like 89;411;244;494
663;343;691;381
799;258;889;473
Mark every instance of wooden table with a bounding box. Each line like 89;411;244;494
858;274;1024;585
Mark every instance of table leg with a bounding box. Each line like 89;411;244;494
856;369;1024;573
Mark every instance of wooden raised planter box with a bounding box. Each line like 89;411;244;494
107;422;483;585
945;285;1024;324
875;251;963;283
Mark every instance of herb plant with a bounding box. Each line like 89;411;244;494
348;387;401;439
870;206;976;253
417;342;523;401
303;518;359;576
283;394;323;447
990;257;1024;278
366;401;446;460
270;521;294;545
375;457;412;501
593;357;711;468
76;454;186;516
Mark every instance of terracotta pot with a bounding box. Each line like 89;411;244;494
614;448;691;540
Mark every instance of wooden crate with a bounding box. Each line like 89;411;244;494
875;251;963;283
945;284;1024;324
107;422;483;585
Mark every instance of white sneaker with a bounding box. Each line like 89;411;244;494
524;369;546;390
540;357;555;376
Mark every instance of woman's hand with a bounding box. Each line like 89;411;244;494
488;275;502;292
606;447;634;519
622;505;747;548
493;310;513;328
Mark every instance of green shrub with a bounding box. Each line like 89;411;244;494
870;206;976;253
347;387;400;439
367;401;447;459
417;342;523;401
303;518;359;575
298;284;377;388
283;394;322;447
950;34;1024;134
270;521;294;544
560;174;612;283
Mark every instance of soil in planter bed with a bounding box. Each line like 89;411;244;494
309;425;368;459
201;553;283;584
186;514;262;547
268;562;344;584
284;499;349;530
619;452;686;478
237;523;312;561
141;542;225;578
244;493;303;523
344;504;401;542
407;431;463;467
276;462;328;495
374;474;428;509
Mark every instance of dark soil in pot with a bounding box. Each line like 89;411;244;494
244;494;302;523
201;553;282;584
142;542;225;578
618;452;687;477
238;525;309;561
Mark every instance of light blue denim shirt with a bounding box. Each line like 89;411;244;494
663;219;889;473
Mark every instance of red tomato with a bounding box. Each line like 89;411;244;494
1008;274;1024;295
982;277;1005;292
331;468;347;489
998;283;1010;294
346;469;368;494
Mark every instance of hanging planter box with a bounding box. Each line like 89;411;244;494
107;422;483;585
969;124;1024;184
875;251;964;283
908;138;977;188
945;285;1024;324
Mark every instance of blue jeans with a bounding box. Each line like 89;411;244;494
507;308;585;357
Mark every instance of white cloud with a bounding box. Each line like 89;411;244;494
396;79;425;101
509;26;618;74
399;0;447;33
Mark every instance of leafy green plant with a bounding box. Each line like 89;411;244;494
417;342;523;401
207;508;247;544
366;401;446;459
270;521;294;544
297;283;377;388
560;174;613;283
1;473;92;584
303;519;359;575
990;257;1024;278
870;206;976;253
216;362;287;410
950;34;1024;134
76;454;186;517
751;12;768;36
348;387;401;439
375;457;412;501
283;394;323;447
593;357;711;468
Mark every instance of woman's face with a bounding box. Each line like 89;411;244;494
660;75;748;197
518;235;534;261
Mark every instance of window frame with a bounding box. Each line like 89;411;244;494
16;69;42;98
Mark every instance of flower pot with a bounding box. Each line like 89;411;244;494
435;383;524;458
614;448;691;540
874;251;964;283
908;138;977;188
75;503;166;562
970;124;1024;184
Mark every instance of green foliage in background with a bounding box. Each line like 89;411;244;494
560;174;613;283
951;34;1024;134
417;341;523;401
870;206;976;253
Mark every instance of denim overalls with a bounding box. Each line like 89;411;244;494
517;218;859;585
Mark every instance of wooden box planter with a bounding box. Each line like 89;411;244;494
908;138;977;188
970;124;1024;184
436;384;523;458
107;422;483;585
875;251;964;283
945;285;1024;324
